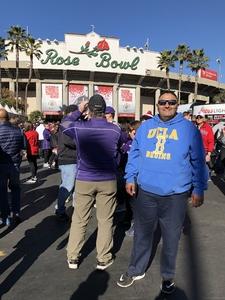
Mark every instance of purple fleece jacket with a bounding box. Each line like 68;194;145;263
61;111;122;181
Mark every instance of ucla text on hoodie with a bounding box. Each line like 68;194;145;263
146;127;178;160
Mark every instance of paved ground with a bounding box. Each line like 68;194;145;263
1;160;225;300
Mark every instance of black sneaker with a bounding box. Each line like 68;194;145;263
117;272;145;288
56;213;69;222
12;214;22;226
160;279;176;294
67;259;79;269
96;259;114;270
0;217;11;227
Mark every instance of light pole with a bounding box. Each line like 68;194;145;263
216;58;221;89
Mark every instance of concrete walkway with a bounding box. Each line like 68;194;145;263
1;160;225;300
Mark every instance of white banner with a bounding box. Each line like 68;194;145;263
193;104;225;116
118;87;135;116
42;83;62;112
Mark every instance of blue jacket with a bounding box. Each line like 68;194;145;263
0;121;24;164
61;110;122;181
125;113;208;196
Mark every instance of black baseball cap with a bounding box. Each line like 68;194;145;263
88;94;106;113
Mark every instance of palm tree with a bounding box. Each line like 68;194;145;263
20;36;42;115
175;44;191;103
0;37;9;100
187;49;209;102
7;25;26;111
158;50;176;90
212;90;225;103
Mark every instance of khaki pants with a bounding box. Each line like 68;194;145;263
67;180;117;263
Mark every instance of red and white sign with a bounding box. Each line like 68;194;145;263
118;87;135;117
199;69;217;81
69;84;88;105
42;83;62;112
193;104;225;116
94;85;113;106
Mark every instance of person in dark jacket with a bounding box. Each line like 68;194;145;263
42;122;52;167
0;109;24;226
49;123;59;169
61;94;122;271
55;105;78;221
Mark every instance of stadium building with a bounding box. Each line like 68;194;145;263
1;30;224;121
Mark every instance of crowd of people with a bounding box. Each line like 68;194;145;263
1;90;225;294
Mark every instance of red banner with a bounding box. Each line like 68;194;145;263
199;69;217;81
94;85;113;106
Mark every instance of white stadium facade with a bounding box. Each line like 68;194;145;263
1;30;225;121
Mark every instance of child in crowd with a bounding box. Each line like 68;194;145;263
24;121;39;183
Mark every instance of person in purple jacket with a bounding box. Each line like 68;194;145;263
61;94;122;271
42;122;52;168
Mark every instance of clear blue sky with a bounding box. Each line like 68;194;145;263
1;0;225;82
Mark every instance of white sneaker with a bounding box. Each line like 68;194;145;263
65;194;73;203
67;259;79;269
24;178;37;184
96;259;114;270
43;163;49;168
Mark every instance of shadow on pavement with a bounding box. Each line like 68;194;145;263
154;287;188;300
70;270;109;300
0;215;70;297
20;185;58;220
0;185;58;239
211;175;225;195
112;213;127;255
183;207;205;300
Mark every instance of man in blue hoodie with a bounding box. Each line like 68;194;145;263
61;94;122;271
117;91;207;294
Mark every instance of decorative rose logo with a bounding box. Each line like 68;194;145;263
70;39;109;57
97;39;109;51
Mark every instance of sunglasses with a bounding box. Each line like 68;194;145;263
158;100;177;106
196;116;204;119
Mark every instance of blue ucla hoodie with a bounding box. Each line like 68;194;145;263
125;113;208;196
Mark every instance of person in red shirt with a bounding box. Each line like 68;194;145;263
24;121;39;183
196;112;214;170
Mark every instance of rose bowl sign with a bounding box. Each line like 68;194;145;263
41;38;140;72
